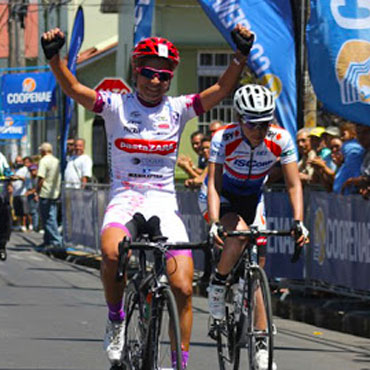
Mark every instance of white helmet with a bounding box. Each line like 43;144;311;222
233;84;275;123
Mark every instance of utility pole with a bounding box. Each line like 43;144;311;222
291;0;317;129
8;0;27;160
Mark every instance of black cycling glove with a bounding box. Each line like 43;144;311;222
41;33;65;60
290;220;309;263
231;29;254;56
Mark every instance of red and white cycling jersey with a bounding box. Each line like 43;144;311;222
204;123;297;196
94;91;202;195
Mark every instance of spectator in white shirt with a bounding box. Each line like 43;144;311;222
64;138;93;189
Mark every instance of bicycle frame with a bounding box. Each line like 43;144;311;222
118;236;208;370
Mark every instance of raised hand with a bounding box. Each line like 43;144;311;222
41;28;65;60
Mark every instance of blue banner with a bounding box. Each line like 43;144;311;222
197;0;298;141
310;192;370;292
1;72;56;113
0;114;27;139
264;192;305;280
62;6;84;174
307;1;370;126
134;0;155;45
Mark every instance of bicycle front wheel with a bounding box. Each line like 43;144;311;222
124;282;147;370
214;305;240;370
146;287;182;370
247;266;274;370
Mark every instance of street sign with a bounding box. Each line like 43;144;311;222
94;77;132;95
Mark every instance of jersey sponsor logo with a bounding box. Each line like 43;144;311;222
131;157;165;167
281;148;295;158
128;172;163;179
115;138;177;155
153;122;171;131
123;125;140;134
234;159;274;168
130;111;141;119
127;119;142;125
171;111;180;123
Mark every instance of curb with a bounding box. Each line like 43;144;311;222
271;293;370;338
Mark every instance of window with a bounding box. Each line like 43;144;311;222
197;51;235;133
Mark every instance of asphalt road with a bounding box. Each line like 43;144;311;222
1;232;370;370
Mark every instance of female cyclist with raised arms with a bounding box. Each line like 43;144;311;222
198;84;309;370
41;25;254;369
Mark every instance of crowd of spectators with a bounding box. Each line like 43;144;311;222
294;122;369;199
0;136;94;247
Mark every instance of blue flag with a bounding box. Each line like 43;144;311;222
62;6;84;173
307;1;370;126
1;72;56;113
134;0;155;45
0;114;27;139
197;0;297;141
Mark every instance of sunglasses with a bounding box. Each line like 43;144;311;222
240;117;270;131
136;67;174;82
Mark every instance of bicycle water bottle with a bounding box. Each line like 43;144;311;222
234;277;245;322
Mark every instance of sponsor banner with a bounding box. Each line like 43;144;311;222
264;191;305;279
134;0;155;45
1;72;56;113
62;6;84;174
307;1;370;126
0;114;27;139
197;0;298;143
310;192;370;292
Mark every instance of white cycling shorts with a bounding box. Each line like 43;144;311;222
101;189;191;258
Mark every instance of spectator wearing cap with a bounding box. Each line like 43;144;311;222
296;128;316;185
341;123;370;199
25;163;40;231
333;122;364;195
37;142;62;247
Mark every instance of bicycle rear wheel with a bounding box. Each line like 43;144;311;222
145;287;182;370
123;282;147;370
247;266;274;370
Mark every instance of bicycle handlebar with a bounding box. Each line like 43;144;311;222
220;227;303;263
223;229;291;237
125;240;209;250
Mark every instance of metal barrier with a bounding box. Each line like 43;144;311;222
62;183;370;297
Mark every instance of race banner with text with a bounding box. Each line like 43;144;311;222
62;6;84;174
1;72;56;113
134;0;155;45
264;191;305;280
310;192;370;292
197;0;298;141
0;114;27;139
307;1;370;126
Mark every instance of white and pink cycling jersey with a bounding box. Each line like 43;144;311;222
94;91;203;195
94;91;203;248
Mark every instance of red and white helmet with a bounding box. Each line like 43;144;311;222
132;37;180;67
